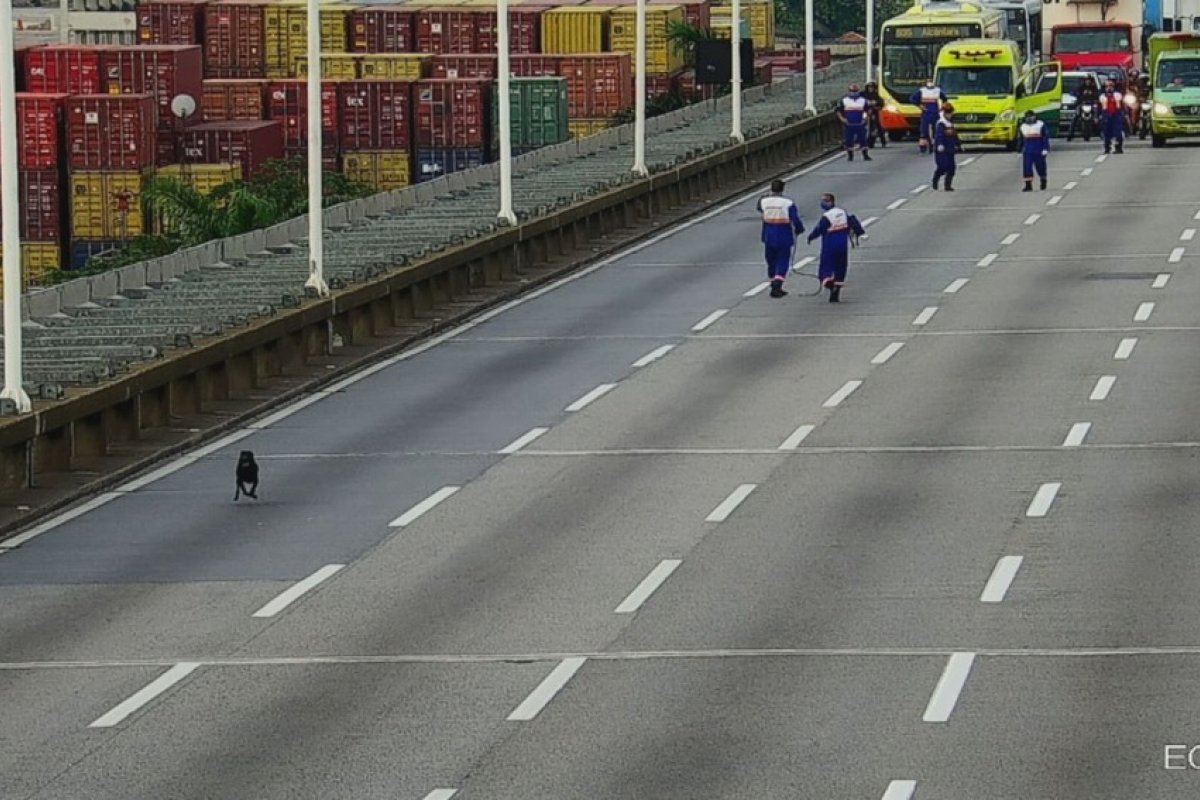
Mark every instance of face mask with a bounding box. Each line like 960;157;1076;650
849;91;860;98
820;201;833;211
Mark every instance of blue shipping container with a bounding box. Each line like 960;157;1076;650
70;240;123;270
415;148;486;182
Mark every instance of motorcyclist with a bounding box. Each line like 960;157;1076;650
1124;69;1143;131
862;81;887;148
1066;78;1099;142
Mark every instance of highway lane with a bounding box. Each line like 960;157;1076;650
4;135;1200;798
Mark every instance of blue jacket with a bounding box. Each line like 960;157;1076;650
756;194;805;247
1018;119;1050;155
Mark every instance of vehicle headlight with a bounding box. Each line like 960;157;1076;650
999;108;1015;121
1155;102;1172;116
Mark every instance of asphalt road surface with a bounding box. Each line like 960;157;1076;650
4;134;1200;799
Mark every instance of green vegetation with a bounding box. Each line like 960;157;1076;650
41;157;375;286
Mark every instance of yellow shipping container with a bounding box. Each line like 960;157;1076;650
610;5;684;74
0;243;61;297
295;53;361;79
69;171;150;240
265;3;353;78
358;54;431;80
568;118;611;138
712;0;775;50
342;151;412;191
542;7;614;54
156;163;240;196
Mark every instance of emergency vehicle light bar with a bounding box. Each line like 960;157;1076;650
947;48;1003;58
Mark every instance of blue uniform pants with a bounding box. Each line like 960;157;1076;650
919;111;938;146
844;124;868;150
1102;114;1124;147
765;244;791;282
934;150;956;175
1022;151;1047;180
819;247;849;285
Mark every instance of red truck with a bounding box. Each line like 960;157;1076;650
1049;21;1139;88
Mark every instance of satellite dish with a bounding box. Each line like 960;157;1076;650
171;93;197;120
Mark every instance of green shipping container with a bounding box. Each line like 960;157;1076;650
493;77;570;150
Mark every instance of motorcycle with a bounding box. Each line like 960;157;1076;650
1139;99;1152;139
1076;102;1097;141
1124;92;1141;136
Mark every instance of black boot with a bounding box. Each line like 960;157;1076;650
932;172;940;190
829;285;841;303
1022;181;1032;192
944;174;954;192
769;281;784;298
847;150;854;161
862;150;872;161
1115;142;1124;153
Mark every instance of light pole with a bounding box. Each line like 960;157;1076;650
866;0;874;85
304;0;329;297
804;0;815;113
0;0;32;413
497;0;516;223
730;0;743;142
632;0;648;175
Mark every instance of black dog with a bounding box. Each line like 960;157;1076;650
234;450;259;500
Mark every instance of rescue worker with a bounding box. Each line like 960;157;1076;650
838;83;872;161
1018;109;1049;192
755;179;805;298
863;81;887;148
909;78;946;154
1098;80;1126;154
807;193;866;303
932;102;960;191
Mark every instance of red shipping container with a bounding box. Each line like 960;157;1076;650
337;80;413;151
349;6;415;53
267;80;339;150
415;9;478;54
138;0;208;44
415;79;491;150
180;120;283;179
475;10;541;55
100;46;205;126
14;44;36;91
155;130;181;166
431;54;498;80
23;46;104;94
510;54;561;78
644;70;682;102
559;54;632;119
202;79;268;121
18;169;63;242
15;93;67;170
204;0;268;79
66;95;158;170
285;145;339;173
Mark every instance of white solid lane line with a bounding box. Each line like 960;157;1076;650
632;345;675;367
944;278;969;294
977;253;998;267
913;306;938;326
1169;247;1185;263
882;781;918;800
1024;213;1042;225
778;424;815;450
1046;195;1062;206
252;564;346;618
422;791;458;800
1063;422;1092;447
0;492;122;550
1195;209;1200;221
1063;181;1078;190
499;427;550;454
823;380;863;408
1026;482;1063;518
871;342;905;364
923;652;976;722
1183;228;1197;241
743;281;771;297
90;663;201;728
691;309;729;332
887;198;907;210
565;383;617;412
980;557;1023;603
507;657;587;721
1081;167;1094;176
1135;302;1155;322
1090;375;1116;401
706;484;757;522
911;184;929;195
614;559;683;613
1001;233;1020;245
1152;273;1171;289
389;486;461;528
1114;337;1138;360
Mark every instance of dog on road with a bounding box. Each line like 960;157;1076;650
234;450;259;501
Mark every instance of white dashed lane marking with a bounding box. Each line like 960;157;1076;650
923;653;976;722
1114;338;1137;360
980;556;1023;603
913;307;939;326
1026;482;1063;517
1063;423;1091;447
1090;376;1116;401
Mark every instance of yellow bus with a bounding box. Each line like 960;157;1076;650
878;1;1005;140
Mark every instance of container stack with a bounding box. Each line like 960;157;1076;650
495;76;569;155
2;94;69;286
415;79;491;182
338;79;414;190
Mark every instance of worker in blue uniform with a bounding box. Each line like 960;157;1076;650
1018;109;1049;191
931;102;960;191
1098;80;1126;154
807;192;866;303
838;83;872;161
909;79;946;154
755;179;805;298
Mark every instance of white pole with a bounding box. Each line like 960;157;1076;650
304;0;328;297
730;0;743;142
59;0;70;44
866;0;874;85
0;0;31;414
804;0;815;113
497;0;516;223
632;0;647;175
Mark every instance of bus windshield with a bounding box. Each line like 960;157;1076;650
1053;28;1132;53
937;66;1014;95
882;22;984;100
